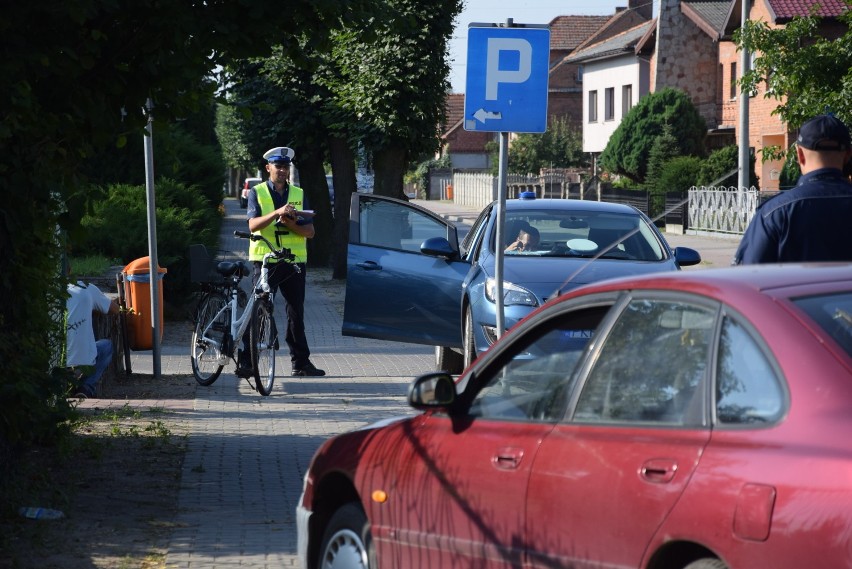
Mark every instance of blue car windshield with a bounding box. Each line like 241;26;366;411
497;210;665;261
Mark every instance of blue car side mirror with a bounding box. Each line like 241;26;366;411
421;237;457;259
674;246;702;267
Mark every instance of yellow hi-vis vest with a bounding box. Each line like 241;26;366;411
249;183;308;263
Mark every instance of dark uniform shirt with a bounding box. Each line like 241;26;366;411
247;181;311;217
734;168;852;264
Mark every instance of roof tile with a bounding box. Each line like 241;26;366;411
767;0;849;19
549;15;612;50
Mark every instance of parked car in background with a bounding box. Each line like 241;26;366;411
342;194;700;373
240;176;262;208
299;264;852;569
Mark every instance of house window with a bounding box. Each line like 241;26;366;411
622;85;633;117
729;62;737;99
588;90;598;123
605;87;615;121
577;65;584;82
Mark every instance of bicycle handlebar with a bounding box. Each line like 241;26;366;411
234;230;296;263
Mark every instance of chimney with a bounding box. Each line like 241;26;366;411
629;0;653;20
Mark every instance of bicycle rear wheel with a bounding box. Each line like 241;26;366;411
191;292;228;385
250;299;277;396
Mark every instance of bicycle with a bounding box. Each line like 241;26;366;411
190;230;297;396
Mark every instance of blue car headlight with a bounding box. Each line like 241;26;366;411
485;278;539;307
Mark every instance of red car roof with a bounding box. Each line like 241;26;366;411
558;263;852;303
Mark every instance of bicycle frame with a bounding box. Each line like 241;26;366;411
192;230;296;379
197;254;274;359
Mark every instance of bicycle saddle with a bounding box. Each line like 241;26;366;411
216;261;250;278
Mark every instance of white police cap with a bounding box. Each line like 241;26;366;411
263;146;295;164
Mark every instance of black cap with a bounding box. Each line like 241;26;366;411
796;114;851;151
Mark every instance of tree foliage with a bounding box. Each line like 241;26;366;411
737;6;852;131
220;0;462;274
223;48;337;268
0;0;368;450
697;145;759;188
599;88;707;183
492;117;588;175
323;0;462;197
643;124;681;192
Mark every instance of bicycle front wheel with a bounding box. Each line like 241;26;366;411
191;292;228;386
250;299;277;396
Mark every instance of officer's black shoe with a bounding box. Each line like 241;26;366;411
236;351;253;378
292;361;325;377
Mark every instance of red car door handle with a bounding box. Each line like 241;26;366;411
356;261;382;271
640;459;678;483
493;447;524;470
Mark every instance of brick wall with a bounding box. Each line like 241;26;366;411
654;0;720;128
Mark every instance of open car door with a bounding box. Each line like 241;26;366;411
342;194;469;347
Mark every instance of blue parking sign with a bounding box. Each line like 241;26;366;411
464;24;550;133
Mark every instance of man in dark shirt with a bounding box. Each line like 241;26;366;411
734;114;852;264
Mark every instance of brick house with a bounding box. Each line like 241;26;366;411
565;0;848;190
717;0;848;189
563;20;657;154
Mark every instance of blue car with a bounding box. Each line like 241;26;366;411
343;193;701;373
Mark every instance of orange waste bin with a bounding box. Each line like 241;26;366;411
123;257;167;350
446;184;454;200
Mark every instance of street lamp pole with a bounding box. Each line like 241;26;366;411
738;0;751;191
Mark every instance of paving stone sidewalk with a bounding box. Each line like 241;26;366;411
123;198;432;568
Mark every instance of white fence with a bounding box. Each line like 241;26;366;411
687;186;761;234
443;170;767;236
452;171;497;209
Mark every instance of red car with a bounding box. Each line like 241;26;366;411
240;176;262;208
297;264;852;569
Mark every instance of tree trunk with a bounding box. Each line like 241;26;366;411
372;143;408;200
294;143;332;268
329;135;358;280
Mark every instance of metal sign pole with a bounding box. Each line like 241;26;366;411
464;18;550;342
144;98;162;378
495;132;509;339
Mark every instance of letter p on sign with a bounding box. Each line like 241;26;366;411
486;38;532;100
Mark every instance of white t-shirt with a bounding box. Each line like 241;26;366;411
66;282;112;367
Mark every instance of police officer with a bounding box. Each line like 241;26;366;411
242;146;325;377
734;114;852;264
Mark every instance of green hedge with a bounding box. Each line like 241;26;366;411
79;178;221;316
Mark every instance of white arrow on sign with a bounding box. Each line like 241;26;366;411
473;109;502;123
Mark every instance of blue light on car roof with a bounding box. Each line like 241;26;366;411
519;191;536;200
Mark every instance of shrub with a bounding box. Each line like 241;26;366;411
79;178;221;313
652;156;703;218
697;145;760;188
658;156;702;192
600;88;706;183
